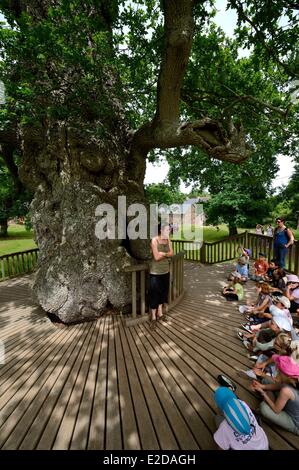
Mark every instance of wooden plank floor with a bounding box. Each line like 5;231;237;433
0;264;299;450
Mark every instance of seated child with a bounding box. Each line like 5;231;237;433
251;253;269;281
236;256;249;281
239;315;292;353
244;295;292;333
229;258;248;282
239;282;272;321
222;277;244;301
213;387;269;450
266;259;278;282
271;267;287;295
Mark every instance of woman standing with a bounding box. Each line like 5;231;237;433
273;217;294;268
149;223;173;329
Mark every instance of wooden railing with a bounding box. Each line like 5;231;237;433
124;251;185;326
202;232;248;264
172;240;202;261
172;232;299;275
246;232;299;275
0;248;39;281
172;232;247;264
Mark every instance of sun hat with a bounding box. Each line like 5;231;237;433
238;256;247;265
272;295;291;309
272;355;299;377
273;315;292;332
214;387;251;435
287;274;299;283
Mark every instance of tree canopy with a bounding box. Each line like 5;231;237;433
1;1;298;167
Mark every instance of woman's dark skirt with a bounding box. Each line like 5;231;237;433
149;273;170;309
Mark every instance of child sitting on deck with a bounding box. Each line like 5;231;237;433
250;253;269;281
228;257;248;282
266;259;279;282
213;387;269;450
239;282;272;321
222;277;244;301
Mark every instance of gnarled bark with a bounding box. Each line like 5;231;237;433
19;122;150;323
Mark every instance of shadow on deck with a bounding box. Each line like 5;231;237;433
0;263;298;450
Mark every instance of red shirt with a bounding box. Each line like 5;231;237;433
254;259;269;276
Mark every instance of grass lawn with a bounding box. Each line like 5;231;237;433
173;224;299;243
0;224;37;256
1;223;298;257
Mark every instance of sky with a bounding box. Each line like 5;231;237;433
144;0;295;192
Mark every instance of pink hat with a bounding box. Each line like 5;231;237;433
287;274;299;283
272;354;299;377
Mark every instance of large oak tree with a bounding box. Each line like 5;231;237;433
0;0;298;322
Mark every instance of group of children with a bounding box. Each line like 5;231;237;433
214;247;299;450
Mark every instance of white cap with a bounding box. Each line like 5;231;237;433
273;315;292;332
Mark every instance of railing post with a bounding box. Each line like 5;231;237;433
131;271;137;318
200;242;205;263
1;259;5;280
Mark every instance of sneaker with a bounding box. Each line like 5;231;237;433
243;339;252;350
237;331;245;341
245;315;255;322
237;331;251;341
247;354;259;361
241;323;252;334
217;374;237;392
237;369;257;380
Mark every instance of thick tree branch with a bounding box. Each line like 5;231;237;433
132;0;249;164
132;117;249;164
154;0;195;123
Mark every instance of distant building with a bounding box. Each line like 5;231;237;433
168;197;210;229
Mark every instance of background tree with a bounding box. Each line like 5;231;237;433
145;182;185;206
0;158;30;236
0;0;297;322
270;163;299;229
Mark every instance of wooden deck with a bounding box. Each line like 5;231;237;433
0;262;299;450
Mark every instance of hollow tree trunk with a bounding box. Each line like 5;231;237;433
19;123;150;323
